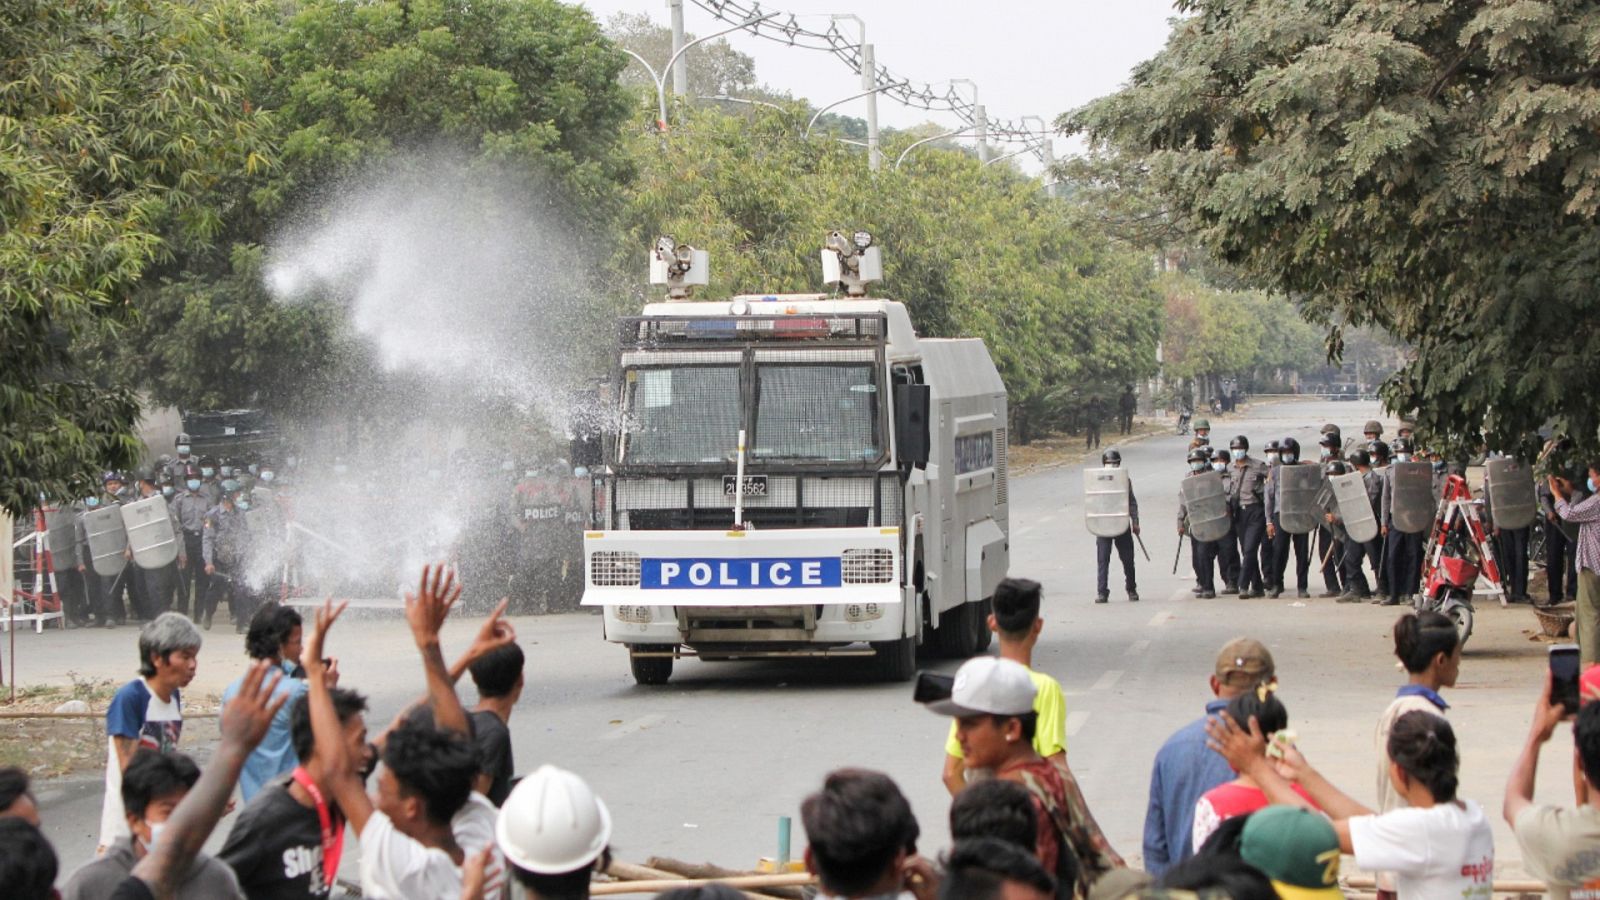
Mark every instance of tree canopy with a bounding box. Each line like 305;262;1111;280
1067;0;1600;449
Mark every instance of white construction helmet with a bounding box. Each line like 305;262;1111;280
496;765;612;874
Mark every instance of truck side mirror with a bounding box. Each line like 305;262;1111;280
894;383;931;469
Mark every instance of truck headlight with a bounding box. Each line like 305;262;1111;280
616;605;653;624
845;603;884;622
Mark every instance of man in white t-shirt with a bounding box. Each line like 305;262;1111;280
1505;672;1600;899
100;613;202;851
301;566;508;899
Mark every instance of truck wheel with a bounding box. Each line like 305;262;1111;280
629;649;674;686
971;598;993;653
930;602;978;658
872;636;916;682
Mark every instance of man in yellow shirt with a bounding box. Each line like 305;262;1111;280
941;577;1068;794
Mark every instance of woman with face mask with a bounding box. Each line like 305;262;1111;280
62;749;245;899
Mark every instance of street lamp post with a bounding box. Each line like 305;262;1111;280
951;79;988;163
669;0;688;99
803;82;904;140
710;94;789;115
623;13;777;133
893;129;980;171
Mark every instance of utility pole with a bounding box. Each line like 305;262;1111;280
952;79;988;164
831;16;879;172
1023;115;1057;197
670;0;688;99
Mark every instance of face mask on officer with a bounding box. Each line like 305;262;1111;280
186;479;201;491
1212;461;1228;472
260;470;275;483
1231;448;1246;461
200;467;214;478
1320;447;1332;460
236;498;251;511
220;465;234;477
1395;453;1411;462
1590;477;1598;494
1282;453;1298;465
85;496;99;508
176;445;190;456
1265;451;1279;464
161;485;174;497
1190;460;1207;473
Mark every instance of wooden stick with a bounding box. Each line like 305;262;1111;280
591;874;816;896
1342;875;1545;893
646;857;803;900
605;861;790;900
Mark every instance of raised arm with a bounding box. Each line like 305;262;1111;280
130;661;283;899
406;564;470;737
301;598;374;835
1506;672;1567;825
1206;711;1373;819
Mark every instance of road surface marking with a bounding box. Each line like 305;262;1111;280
1066;711;1091;737
602;713;665;741
1091;669;1124;691
1127;639;1150;656
1147;611;1174;627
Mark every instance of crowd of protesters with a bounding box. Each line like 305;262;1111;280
3;572;1600;900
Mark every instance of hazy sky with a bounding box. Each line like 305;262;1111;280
577;0;1181;166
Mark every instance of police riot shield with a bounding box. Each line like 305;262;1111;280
1084;467;1131;538
43;509;79;570
1484;457;1537;530
83;506;129;577
1329;472;1379;543
1390;462;1436;534
120;495;178;570
1277;464;1325;535
1180;470;1232;543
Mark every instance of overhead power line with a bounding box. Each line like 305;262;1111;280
686;0;1048;144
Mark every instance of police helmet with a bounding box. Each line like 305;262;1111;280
1367;439;1391;461
1102;449;1122;467
175;433;192;447
102;471;124;486
1280;437;1301;460
1214;447;1232;462
1390;436;1414;455
1325;460;1348;476
1193;418;1211;431
1230;435;1249;451
1348;449;1371;468
1320;423;1341;436
1188;446;1211;465
1318;432;1341;449
1265;439;1281;453
1363;420;1383;437
1398;419;1416;435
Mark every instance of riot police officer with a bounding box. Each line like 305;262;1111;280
1362;420;1384;445
1179;447;1219;598
171;466;210;619
1260;440;1283;587
1189;418;1212;453
1317;431;1341;464
201;487;253;631
1265;438;1313;598
1378;437;1425;606
167;434;196;483
1228;436;1270;597
129;474;180;618
1213;447;1241;593
1094;449;1140;603
197;456;222;506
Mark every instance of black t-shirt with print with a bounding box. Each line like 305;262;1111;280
219;780;332;899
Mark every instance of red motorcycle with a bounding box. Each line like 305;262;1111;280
1421;523;1479;644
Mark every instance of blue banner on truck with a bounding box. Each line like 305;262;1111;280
641;557;843;590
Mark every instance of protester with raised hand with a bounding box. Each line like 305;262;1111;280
1505;672;1600;897
1191;684;1317;850
300;566;504;899
223;602;313;803
1208;708;1494;899
110;659;286;900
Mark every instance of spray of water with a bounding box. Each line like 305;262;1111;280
252;155;605;603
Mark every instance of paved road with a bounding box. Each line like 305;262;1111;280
21;399;1570;882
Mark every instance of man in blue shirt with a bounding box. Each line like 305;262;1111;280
1141;637;1277;875
222;602;309;801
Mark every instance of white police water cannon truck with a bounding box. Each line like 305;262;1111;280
579;232;1009;685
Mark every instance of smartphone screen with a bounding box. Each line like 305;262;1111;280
913;672;954;705
1551;644;1582;714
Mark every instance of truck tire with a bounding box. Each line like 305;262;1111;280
930;601;980;658
971;598;993;653
872;636;916;682
628;649;674;686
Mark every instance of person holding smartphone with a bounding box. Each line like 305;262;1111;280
1504;666;1600;898
1551;467;1600;665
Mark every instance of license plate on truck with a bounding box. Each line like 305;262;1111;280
723;475;768;497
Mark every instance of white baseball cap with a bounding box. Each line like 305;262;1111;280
923;656;1035;717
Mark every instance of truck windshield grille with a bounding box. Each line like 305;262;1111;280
600;473;902;531
621;365;741;465
752;363;881;462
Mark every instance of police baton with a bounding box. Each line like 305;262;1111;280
1172;535;1183;575
1134;530;1151;562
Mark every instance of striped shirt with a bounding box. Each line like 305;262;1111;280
1556;494;1600;574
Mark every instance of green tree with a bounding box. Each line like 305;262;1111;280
1068;0;1600;448
607;12;758;102
113;0;634;418
1;0;268;514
